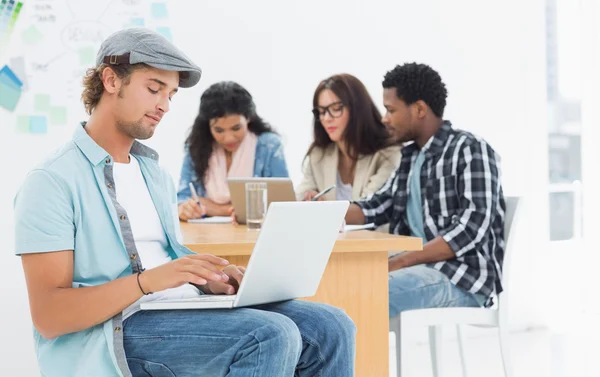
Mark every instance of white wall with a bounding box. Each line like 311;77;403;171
0;0;548;375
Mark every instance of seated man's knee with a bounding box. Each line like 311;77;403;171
258;313;302;358
317;305;357;345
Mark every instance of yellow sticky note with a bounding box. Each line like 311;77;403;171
34;94;51;112
22;25;43;45
16;115;30;133
78;47;95;66
50;106;67;125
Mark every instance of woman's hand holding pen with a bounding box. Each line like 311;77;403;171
178;199;206;221
179;182;207;221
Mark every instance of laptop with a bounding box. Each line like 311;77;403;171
140;201;349;310
228;177;296;224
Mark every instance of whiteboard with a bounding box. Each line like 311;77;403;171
0;0;174;135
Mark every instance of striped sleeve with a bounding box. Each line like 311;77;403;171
439;140;502;257
354;169;397;227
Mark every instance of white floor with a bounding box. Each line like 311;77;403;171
389;319;600;377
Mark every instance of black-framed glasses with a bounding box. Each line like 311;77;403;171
312;101;345;119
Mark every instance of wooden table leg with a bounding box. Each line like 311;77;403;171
226;251;390;377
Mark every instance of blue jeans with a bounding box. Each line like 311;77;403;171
388;265;486;318
123;300;356;377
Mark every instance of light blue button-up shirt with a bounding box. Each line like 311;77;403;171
14;124;194;377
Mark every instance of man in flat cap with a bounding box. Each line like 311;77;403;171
14;28;355;377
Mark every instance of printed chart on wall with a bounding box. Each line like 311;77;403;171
0;0;173;135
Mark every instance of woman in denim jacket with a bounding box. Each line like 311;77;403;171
178;81;289;220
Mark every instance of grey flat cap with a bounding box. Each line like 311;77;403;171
96;28;201;88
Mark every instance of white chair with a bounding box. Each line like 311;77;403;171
390;196;522;377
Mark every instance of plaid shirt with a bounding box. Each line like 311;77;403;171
357;121;505;301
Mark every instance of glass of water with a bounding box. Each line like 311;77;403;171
245;182;267;230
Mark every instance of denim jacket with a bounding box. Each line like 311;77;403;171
177;132;289;202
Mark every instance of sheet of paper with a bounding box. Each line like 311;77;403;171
343;223;376;232
188;216;233;224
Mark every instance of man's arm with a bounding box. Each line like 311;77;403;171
347;168;398;226
438;140;502;258
345;203;366;224
16;170;230;340
22;250;230;339
390;139;502;271
22;250;143;339
388;237;454;271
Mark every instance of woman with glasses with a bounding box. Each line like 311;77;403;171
177;81;289;220
297;74;401;201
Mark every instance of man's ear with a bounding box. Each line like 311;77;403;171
101;67;121;95
415;100;429;119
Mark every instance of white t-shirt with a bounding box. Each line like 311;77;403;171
336;172;353;201
113;155;200;320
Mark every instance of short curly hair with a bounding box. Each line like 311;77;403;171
382;63;448;117
81;63;149;115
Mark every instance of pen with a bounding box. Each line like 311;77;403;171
189;182;200;205
312;185;336;201
189;182;207;219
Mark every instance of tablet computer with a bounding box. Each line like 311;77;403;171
228;177;296;224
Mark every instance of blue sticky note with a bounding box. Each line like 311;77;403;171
0;79;21;111
0;72;20;90
151;3;168;19
29;116;47;134
130;17;144;26
0;65;23;87
156;26;172;41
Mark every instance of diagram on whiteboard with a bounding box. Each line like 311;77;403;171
0;0;173;134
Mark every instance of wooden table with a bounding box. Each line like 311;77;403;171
181;222;422;377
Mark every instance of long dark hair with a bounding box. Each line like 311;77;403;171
307;74;393;161
185;81;275;184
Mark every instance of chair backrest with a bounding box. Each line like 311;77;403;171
497;196;522;322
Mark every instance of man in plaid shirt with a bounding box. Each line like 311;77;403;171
345;63;505;317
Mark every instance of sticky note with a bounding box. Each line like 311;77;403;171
156;26;172;41
16;115;29;133
29;116;47;134
151;3;168;19
9;56;27;90
49;106;67;125
0;64;22;87
0;78;21;111
130;17;144;26
34;94;50;112
0;71;19;93
22;25;43;45
78;46;95;66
